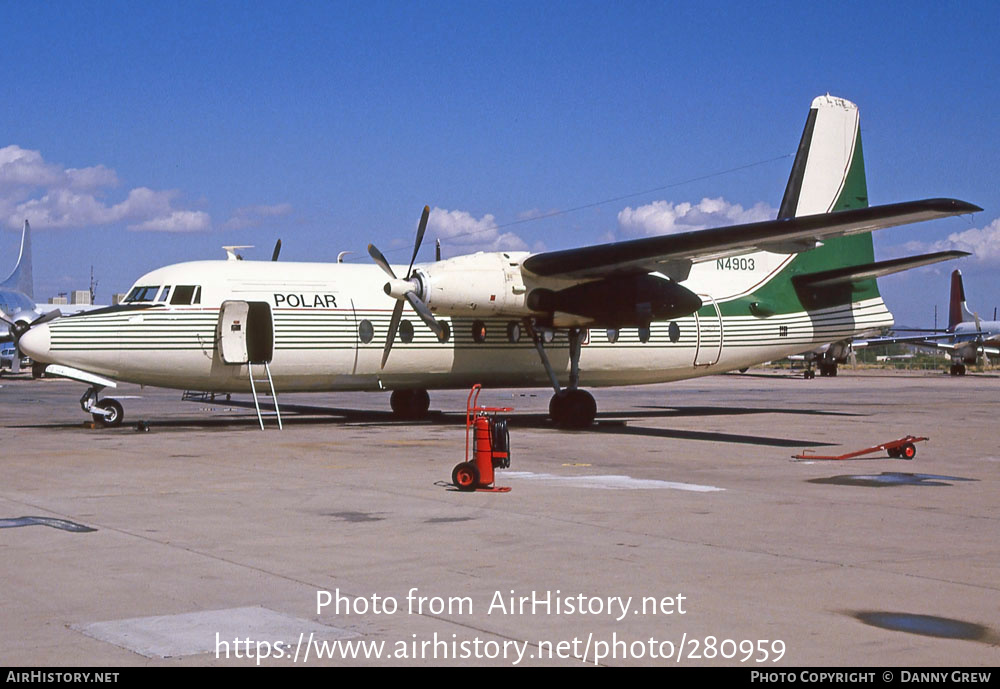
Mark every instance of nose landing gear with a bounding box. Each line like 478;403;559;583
80;387;124;427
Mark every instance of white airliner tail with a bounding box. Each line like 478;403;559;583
1;220;34;300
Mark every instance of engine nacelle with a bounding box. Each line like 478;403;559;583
413;252;531;317
409;253;702;327
527;274;702;328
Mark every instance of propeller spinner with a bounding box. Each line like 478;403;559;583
367;206;445;368
1;309;62;349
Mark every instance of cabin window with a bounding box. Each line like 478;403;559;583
439;321;451;343
638;326;651;343
606;328;619;343
399;320;414;344
170;285;202;305
359;319;374;344
507;321;521;343
668;321;680;343
472;320;487;343
124;285;160;303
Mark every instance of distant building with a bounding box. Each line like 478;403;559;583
70;290;91;305
49;296;69;305
112;293;128;305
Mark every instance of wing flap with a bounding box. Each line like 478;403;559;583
522;198;980;279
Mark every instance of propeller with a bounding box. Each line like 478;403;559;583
367;206;445;368
1;309;62;348
271;239;282;261
973;311;986;365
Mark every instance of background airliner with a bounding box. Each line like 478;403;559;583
856;270;999;375
0;221;63;373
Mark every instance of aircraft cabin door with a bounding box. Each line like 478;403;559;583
693;295;723;366
219;300;274;364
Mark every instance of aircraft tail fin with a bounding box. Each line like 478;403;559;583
948;269;976;330
1;220;34;300
776;95;881;308
779;94;868;220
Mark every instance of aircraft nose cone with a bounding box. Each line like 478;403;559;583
17;323;51;362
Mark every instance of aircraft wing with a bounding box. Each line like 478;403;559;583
521;198;980;279
853;334;1000;358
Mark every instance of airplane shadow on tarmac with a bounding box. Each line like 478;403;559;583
16;400;844;448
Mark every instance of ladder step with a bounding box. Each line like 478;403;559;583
248;360;282;430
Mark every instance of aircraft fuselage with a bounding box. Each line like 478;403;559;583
20;253;894;394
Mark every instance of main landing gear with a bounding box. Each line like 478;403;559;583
818;361;838;377
80;386;124;427
526;321;597;429
949;363;967;376
390;388;431;419
803;361;837;379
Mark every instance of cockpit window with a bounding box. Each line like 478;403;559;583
124;285;160;303
170;285;202;305
159;286;171;303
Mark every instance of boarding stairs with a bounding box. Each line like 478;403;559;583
248;361;283;430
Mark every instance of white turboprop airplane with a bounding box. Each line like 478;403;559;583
16;95;980;428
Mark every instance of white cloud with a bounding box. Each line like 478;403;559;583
427;207;528;254
0;145;65;189
66;165;119;191
900;217;1000;262
617;197;775;237
223;203;293;230
129;210;211;233
0;144;210;232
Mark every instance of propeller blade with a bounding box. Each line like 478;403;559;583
271;239;282;261
381;300;405;369
367;244;397;279
406;206;430;279
405;292;445;341
31;309;62;327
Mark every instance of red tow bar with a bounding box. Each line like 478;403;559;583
793;435;928;461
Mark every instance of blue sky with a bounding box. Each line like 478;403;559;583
2;0;998;326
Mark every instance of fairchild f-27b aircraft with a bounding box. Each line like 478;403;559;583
15;95;981;429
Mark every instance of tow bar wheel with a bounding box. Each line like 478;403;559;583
452;462;480;492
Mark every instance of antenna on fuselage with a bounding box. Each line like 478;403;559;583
222;245;253;261
271;239;282;261
337;251;353;263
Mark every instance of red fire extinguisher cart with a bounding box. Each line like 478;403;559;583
452;384;513;492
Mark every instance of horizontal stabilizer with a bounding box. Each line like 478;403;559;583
792;250;970;289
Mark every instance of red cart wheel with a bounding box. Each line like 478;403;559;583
452;462;480;491
901;443;916;460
